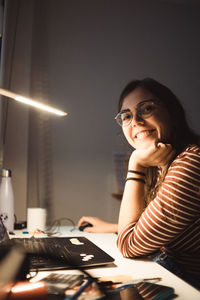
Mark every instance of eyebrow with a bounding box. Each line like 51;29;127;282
119;108;130;114
120;99;155;114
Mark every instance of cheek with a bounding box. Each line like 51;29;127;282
122;127;135;146
122;127;131;139
157;117;172;140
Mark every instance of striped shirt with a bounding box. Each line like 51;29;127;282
117;145;200;276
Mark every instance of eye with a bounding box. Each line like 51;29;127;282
121;112;132;122
138;102;156;116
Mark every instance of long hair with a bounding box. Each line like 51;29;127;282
118;78;200;204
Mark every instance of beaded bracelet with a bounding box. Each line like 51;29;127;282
128;170;146;177
125;177;146;184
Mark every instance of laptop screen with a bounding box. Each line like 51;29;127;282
0;217;9;243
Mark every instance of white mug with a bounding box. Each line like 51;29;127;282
27;207;46;231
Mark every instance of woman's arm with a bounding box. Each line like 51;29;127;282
118;162;146;233
78;216;118;233
118;143;175;233
117;146;200;258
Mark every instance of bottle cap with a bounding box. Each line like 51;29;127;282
1;168;12;177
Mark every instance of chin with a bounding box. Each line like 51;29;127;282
133;137;157;149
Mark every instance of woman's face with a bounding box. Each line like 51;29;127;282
121;87;172;149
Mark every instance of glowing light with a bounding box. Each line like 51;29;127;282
0;88;67;116
11;281;45;293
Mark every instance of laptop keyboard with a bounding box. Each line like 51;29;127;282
12;237;73;270
7;236;114;271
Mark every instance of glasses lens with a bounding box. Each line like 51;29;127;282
115;100;157;127
137;101;156;118
116;110;132;126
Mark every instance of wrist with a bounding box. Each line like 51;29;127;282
128;162;147;175
128;151;147;173
127;169;146;176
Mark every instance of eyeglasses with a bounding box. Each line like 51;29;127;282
115;99;158;127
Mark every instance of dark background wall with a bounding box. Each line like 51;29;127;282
1;0;200;224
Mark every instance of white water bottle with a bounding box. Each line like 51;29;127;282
0;169;14;232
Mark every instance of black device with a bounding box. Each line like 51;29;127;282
14;221;27;230
79;222;93;231
10;236;115;271
0;218;114;272
104;282;175;300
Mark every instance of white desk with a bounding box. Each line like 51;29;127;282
15;226;200;299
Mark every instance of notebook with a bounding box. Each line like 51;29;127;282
0;218;114;271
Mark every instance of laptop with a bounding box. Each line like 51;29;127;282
0;218;114;271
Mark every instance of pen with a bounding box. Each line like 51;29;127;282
99;277;162;287
64;278;94;300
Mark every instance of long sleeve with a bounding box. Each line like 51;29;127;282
117;145;200;275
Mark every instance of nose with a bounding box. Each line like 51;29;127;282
130;111;144;127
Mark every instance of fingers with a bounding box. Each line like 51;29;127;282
77;217;110;233
155;143;176;167
164;146;176;163
157;142;171;148
158;143;174;157
77;216;93;227
83;226;99;233
129;142;175;169
146;143;175;167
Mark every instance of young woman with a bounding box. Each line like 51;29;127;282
116;78;200;289
78;78;200;288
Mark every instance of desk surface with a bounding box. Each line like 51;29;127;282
15;226;200;299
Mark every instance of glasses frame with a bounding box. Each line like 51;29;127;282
115;99;159;127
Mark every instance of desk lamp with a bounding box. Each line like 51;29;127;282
0;88;67;116
0;87;67;232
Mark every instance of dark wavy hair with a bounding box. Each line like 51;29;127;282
118;78;200;205
118;78;199;154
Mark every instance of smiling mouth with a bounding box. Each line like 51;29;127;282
134;129;155;140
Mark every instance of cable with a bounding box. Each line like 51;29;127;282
44;217;76;236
